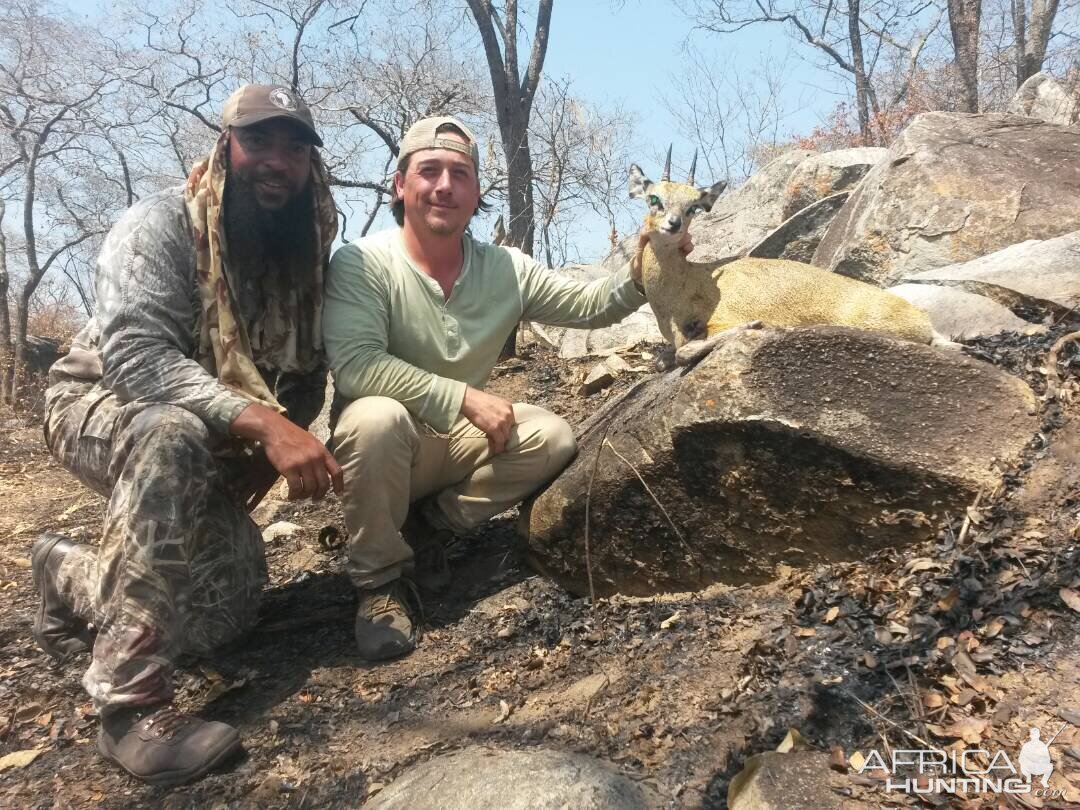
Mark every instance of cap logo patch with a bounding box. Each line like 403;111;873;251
268;87;299;111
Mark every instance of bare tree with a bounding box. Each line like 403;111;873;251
321;1;493;239
0;0;121;402
530;77;636;267
681;0;946;142
661;48;797;184
464;0;554;257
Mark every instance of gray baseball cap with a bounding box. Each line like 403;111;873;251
222;84;323;147
398;116;480;171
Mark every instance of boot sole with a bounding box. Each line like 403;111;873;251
98;731;243;787
32;534;89;660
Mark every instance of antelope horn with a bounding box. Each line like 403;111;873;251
661;144;672;181
687;149;698;185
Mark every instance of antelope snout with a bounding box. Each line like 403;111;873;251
662;215;683;233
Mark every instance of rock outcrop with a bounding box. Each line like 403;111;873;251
887;283;1039;339
747;192;850;263
365;747;658;810
813;113;1080;286
1007;72;1078;126
690;150;814;261
690;147;884;263
522;327;1038;596
780;147;886;220
905;230;1080;315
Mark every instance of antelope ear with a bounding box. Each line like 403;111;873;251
628;164;652;200
696;179;727;211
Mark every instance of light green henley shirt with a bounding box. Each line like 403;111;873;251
324;228;647;433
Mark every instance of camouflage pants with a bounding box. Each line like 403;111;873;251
44;380;267;712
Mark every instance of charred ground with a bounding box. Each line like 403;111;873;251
0;328;1077;809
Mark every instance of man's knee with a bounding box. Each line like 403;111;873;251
333;396;414;454
126;404;211;454
515;406;576;470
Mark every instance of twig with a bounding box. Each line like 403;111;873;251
1045;329;1080;398
955;490;983;547
583;424;612;605
843;689;947;754
603;438;697;562
886;667;927;746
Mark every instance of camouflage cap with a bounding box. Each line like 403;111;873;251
222;84;323;147
398;116;480;172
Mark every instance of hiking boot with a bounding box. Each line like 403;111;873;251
98;703;242;786
402;512;453;593
354;579;421;661
31;532;92;660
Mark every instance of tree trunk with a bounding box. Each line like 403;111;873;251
1015;0;1061;86
11;297;29;405
848;0;871;140
0;199;11;405
504;125;536;256
465;0;554;359
947;0;982;112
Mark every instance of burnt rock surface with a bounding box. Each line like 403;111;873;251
521;326;1039;596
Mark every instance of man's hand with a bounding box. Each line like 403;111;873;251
631;227;695;285
230;402;344;501
460;385;515;455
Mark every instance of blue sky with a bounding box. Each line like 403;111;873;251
545;0;847;166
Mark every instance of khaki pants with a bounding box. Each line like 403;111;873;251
332;397;576;589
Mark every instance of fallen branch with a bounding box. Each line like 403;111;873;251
956;490;983;547
583;423;613;604
1045;329;1080;399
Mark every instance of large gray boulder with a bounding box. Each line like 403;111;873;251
780;147;886;219
522;327;1038;597
747;192;851;263
365;747;659;810
887;283;1040;339
813;112;1080;286
1007;72;1078;126
906;230;1080;314
689;149;814;261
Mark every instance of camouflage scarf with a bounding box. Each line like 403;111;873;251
184;130;337;413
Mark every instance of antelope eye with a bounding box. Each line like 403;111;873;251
687;204;702;215
647;194;663;209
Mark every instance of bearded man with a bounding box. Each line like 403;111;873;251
31;85;342;786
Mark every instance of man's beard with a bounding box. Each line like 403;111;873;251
223;174;317;277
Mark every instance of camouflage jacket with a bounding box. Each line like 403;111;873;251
49;187;326;434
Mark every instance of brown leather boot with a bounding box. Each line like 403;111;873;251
31;533;92;660
98;703;242;786
355;579;422;661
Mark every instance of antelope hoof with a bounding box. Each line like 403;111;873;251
675;321;764;367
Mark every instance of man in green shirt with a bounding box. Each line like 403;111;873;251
324;116;650;660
